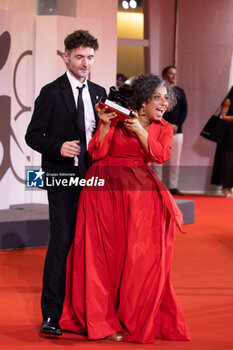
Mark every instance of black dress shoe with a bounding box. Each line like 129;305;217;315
40;317;62;336
169;188;184;195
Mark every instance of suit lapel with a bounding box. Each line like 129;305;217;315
88;81;101;124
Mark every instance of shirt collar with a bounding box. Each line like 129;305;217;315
159;117;166;125
66;70;87;89
152;118;166;126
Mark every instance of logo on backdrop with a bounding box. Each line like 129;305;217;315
0;30;64;185
0;31;32;184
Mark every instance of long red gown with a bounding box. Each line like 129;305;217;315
60;118;190;343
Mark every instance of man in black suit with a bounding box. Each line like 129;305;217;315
25;30;106;336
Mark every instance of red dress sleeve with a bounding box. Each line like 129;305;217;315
88;120;117;160
144;120;173;164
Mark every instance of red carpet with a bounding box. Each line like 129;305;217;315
0;194;233;349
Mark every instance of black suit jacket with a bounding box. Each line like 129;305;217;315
163;86;187;133
25;73;107;177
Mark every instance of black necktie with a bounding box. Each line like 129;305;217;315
76;85;87;171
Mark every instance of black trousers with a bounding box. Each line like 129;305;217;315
41;188;81;319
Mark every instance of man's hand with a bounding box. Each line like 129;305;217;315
61;140;80;158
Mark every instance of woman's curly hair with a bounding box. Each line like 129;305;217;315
129;74;176;112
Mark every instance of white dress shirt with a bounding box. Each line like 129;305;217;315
66;70;96;147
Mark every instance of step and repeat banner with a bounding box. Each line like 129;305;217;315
0;0;116;210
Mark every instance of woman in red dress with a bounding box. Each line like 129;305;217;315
60;74;190;343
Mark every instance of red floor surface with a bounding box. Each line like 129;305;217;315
0;194;233;349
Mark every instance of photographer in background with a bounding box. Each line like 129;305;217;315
152;66;188;195
211;87;233;197
116;73;127;89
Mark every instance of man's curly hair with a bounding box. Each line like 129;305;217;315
64;30;99;53
129;74;176;112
